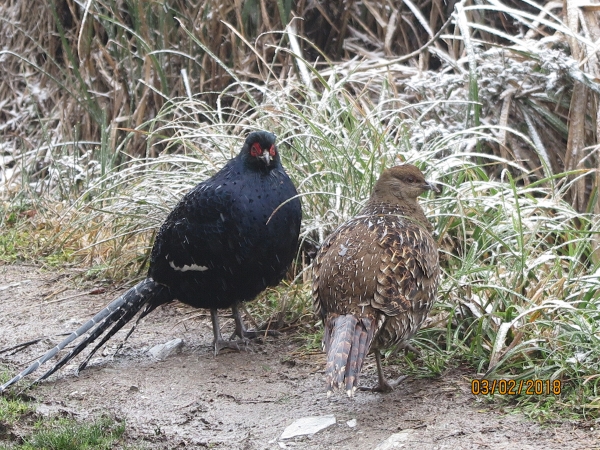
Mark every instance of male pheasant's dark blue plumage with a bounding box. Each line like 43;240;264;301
0;131;302;392
149;131;301;309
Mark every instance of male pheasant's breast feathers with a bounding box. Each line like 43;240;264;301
149;132;302;310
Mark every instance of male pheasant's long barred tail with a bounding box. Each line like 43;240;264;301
0;278;169;393
325;315;376;397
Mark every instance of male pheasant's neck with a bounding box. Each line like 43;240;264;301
362;200;432;231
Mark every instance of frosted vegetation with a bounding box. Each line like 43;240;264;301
0;0;598;417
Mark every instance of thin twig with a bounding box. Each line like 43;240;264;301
0;334;70;356
352;14;455;70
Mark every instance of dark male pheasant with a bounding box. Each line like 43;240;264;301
1;131;302;392
312;164;439;396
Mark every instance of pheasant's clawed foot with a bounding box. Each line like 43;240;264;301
211;307;278;355
359;374;408;393
358;352;407;393
398;342;421;356
213;337;251;355
211;309;253;356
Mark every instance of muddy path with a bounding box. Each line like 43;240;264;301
0;265;598;449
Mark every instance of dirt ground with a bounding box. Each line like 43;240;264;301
1;264;598;449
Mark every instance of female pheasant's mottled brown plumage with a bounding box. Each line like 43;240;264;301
312;164;440;396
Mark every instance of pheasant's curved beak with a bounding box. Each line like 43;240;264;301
424;181;440;193
260;149;272;166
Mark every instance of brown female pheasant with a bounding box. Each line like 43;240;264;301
312;164;440;396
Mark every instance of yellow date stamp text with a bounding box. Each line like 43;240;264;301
471;379;561;396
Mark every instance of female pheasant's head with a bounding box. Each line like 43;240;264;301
242;131;279;169
373;164;439;205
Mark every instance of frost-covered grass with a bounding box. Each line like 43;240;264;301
415;162;600;418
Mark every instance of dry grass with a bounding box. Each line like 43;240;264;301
1;1;598;214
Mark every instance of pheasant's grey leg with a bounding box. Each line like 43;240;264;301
231;303;279;339
211;309;243;355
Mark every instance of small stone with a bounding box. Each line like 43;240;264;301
68;390;85;400
0;280;31;291
374;429;414;449
346;419;357;428
36;404;52;416
280;415;336;440
148;338;184;360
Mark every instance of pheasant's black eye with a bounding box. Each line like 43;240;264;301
406;176;416;183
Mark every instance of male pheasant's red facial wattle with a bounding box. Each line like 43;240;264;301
250;142;262;158
250;142;277;158
250;142;277;167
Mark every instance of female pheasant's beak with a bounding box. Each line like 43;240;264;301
260;149;272;166
424;181;440;193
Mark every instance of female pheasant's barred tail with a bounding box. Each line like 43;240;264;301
325;315;376;397
0;278;170;393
